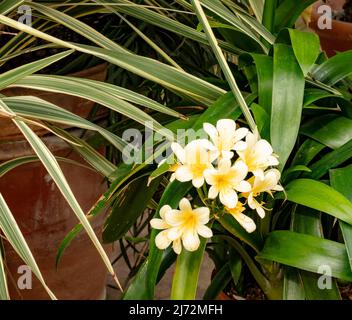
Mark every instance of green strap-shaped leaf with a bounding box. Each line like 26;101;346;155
258;231;352;282
0;0;25;15
287;29;320;76
94;0;239;54
308;139;352;179
0;14;225;106
301;115;352;150
0;50;73;90
283;267;305;300
330;165;352;271
312;51;352;85
271;44;305;169
3;95;126;151
202;263;232;300
285;179;352;225
171;238;207;300
29;2;126;53
274;0;316;31
0;246;9;300
292;206;341;300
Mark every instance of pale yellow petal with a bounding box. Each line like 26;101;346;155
193;207;210;224
192;176;205;188
208;186;219;199
155;230;172;250
234;127;249;142
256;139;273;156
233;141;247;151
236;180;252;193
182;230;200;252
174;165;193;182
172;238;182;255
197;225;213;238
232;212;256;233
150;218;168;230
257;207;266;219
220;188;238;208
171;142;186;163
159;205;172;219
167;227;183;241
179;198;192;212
203;122;218;145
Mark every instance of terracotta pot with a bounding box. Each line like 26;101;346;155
309;0;352;57
0;64;111;299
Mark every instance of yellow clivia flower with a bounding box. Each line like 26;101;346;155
150;198;213;254
203;119;248;160
246;169;284;218
225;201;256;233
236;131;279;179
171;139;217;188
204;159;251;209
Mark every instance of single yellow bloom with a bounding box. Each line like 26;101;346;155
150;198;213;254
236;131;279;179
203;119;248;160
171;139;217;188
246;169;283;218
204;159;251;209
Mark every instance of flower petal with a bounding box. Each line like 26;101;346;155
171;142;186;163
219;188;238;208
197;225;213;238
179;198;192;212
204;168;217;185
174;165;193;182
257;206;266;219
167;227;183;241
234;127;249;142
155;230;172;250
221;150;234;160
159;205;172;219
164;209;183;226
203;122;218;145
236;180;252;193
193;207;210;224
233;160;248;180
247;193;258;210
208;186;219;199
182;230;200;252
150;218;169;230
172;238;182;255
218;158;232;172
216;119;237;137
233;141;247;151
256;139;273;156
192;176;205;188
232;212;256;233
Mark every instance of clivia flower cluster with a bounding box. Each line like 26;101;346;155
151;119;283;254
